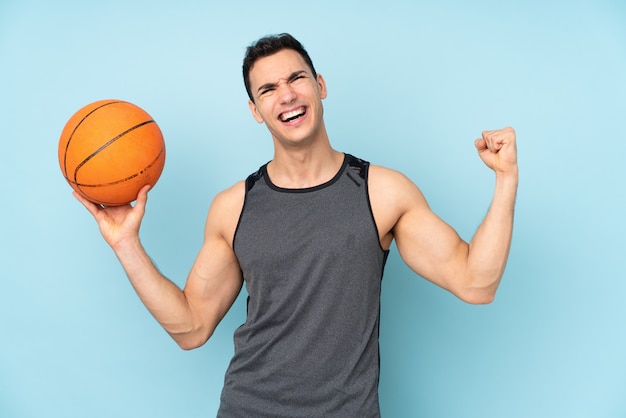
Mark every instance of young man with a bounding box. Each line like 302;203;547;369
75;33;518;417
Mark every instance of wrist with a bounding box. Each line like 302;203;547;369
111;234;143;254
495;167;519;185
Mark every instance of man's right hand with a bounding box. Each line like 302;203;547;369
73;184;150;250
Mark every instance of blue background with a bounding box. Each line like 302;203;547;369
1;0;625;417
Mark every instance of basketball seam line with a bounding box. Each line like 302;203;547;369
69;145;165;188
62;100;123;179
72;119;157;182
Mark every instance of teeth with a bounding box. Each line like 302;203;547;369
281;108;305;122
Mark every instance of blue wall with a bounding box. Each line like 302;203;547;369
1;1;625;416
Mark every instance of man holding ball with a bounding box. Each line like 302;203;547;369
75;33;518;417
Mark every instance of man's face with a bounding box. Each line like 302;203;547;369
247;49;327;148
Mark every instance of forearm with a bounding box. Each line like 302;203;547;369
466;170;518;300
111;237;196;341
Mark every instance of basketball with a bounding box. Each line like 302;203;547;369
58;99;166;206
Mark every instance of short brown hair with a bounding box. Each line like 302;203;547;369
243;33;317;102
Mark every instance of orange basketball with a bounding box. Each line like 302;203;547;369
58;99;166;206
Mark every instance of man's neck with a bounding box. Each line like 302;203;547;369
267;146;344;189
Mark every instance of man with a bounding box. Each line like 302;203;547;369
75;33;518;417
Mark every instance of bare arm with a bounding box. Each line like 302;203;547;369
373;127;518;304
464;127;518;301
74;183;244;349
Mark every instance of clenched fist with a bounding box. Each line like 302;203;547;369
474;127;518;175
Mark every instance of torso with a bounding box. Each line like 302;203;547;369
217;154;387;417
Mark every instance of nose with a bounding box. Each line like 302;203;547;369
277;81;296;104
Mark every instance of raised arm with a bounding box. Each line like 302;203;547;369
464;127;518;301
371;127;518;304
74;182;245;349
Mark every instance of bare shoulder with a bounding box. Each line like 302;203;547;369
205;181;246;246
367;164;429;247
211;180;246;211
368;164;427;209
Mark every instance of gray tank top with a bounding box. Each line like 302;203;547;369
218;154;388;417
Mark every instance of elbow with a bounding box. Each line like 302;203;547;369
168;327;213;351
176;339;203;351
455;281;499;305
456;269;502;304
459;289;496;305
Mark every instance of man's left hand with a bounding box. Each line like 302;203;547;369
474;127;518;175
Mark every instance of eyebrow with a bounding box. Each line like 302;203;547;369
256;70;308;94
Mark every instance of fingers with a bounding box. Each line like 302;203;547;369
72;191;101;218
481;130;503;153
475;127;518;173
134;184;151;211
72;184;151;218
474;138;488;153
479;127;516;153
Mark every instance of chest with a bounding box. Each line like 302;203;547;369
233;174;382;283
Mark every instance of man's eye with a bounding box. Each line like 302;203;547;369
288;74;306;84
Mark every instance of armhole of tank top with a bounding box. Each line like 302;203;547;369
231;191;246;252
232;170;261;251
363;163;388;254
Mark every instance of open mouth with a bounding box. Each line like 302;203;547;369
280;107;306;123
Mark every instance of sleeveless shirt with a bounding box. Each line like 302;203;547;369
217;154;389;417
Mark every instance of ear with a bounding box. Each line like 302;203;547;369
317;74;328;99
248;99;264;123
